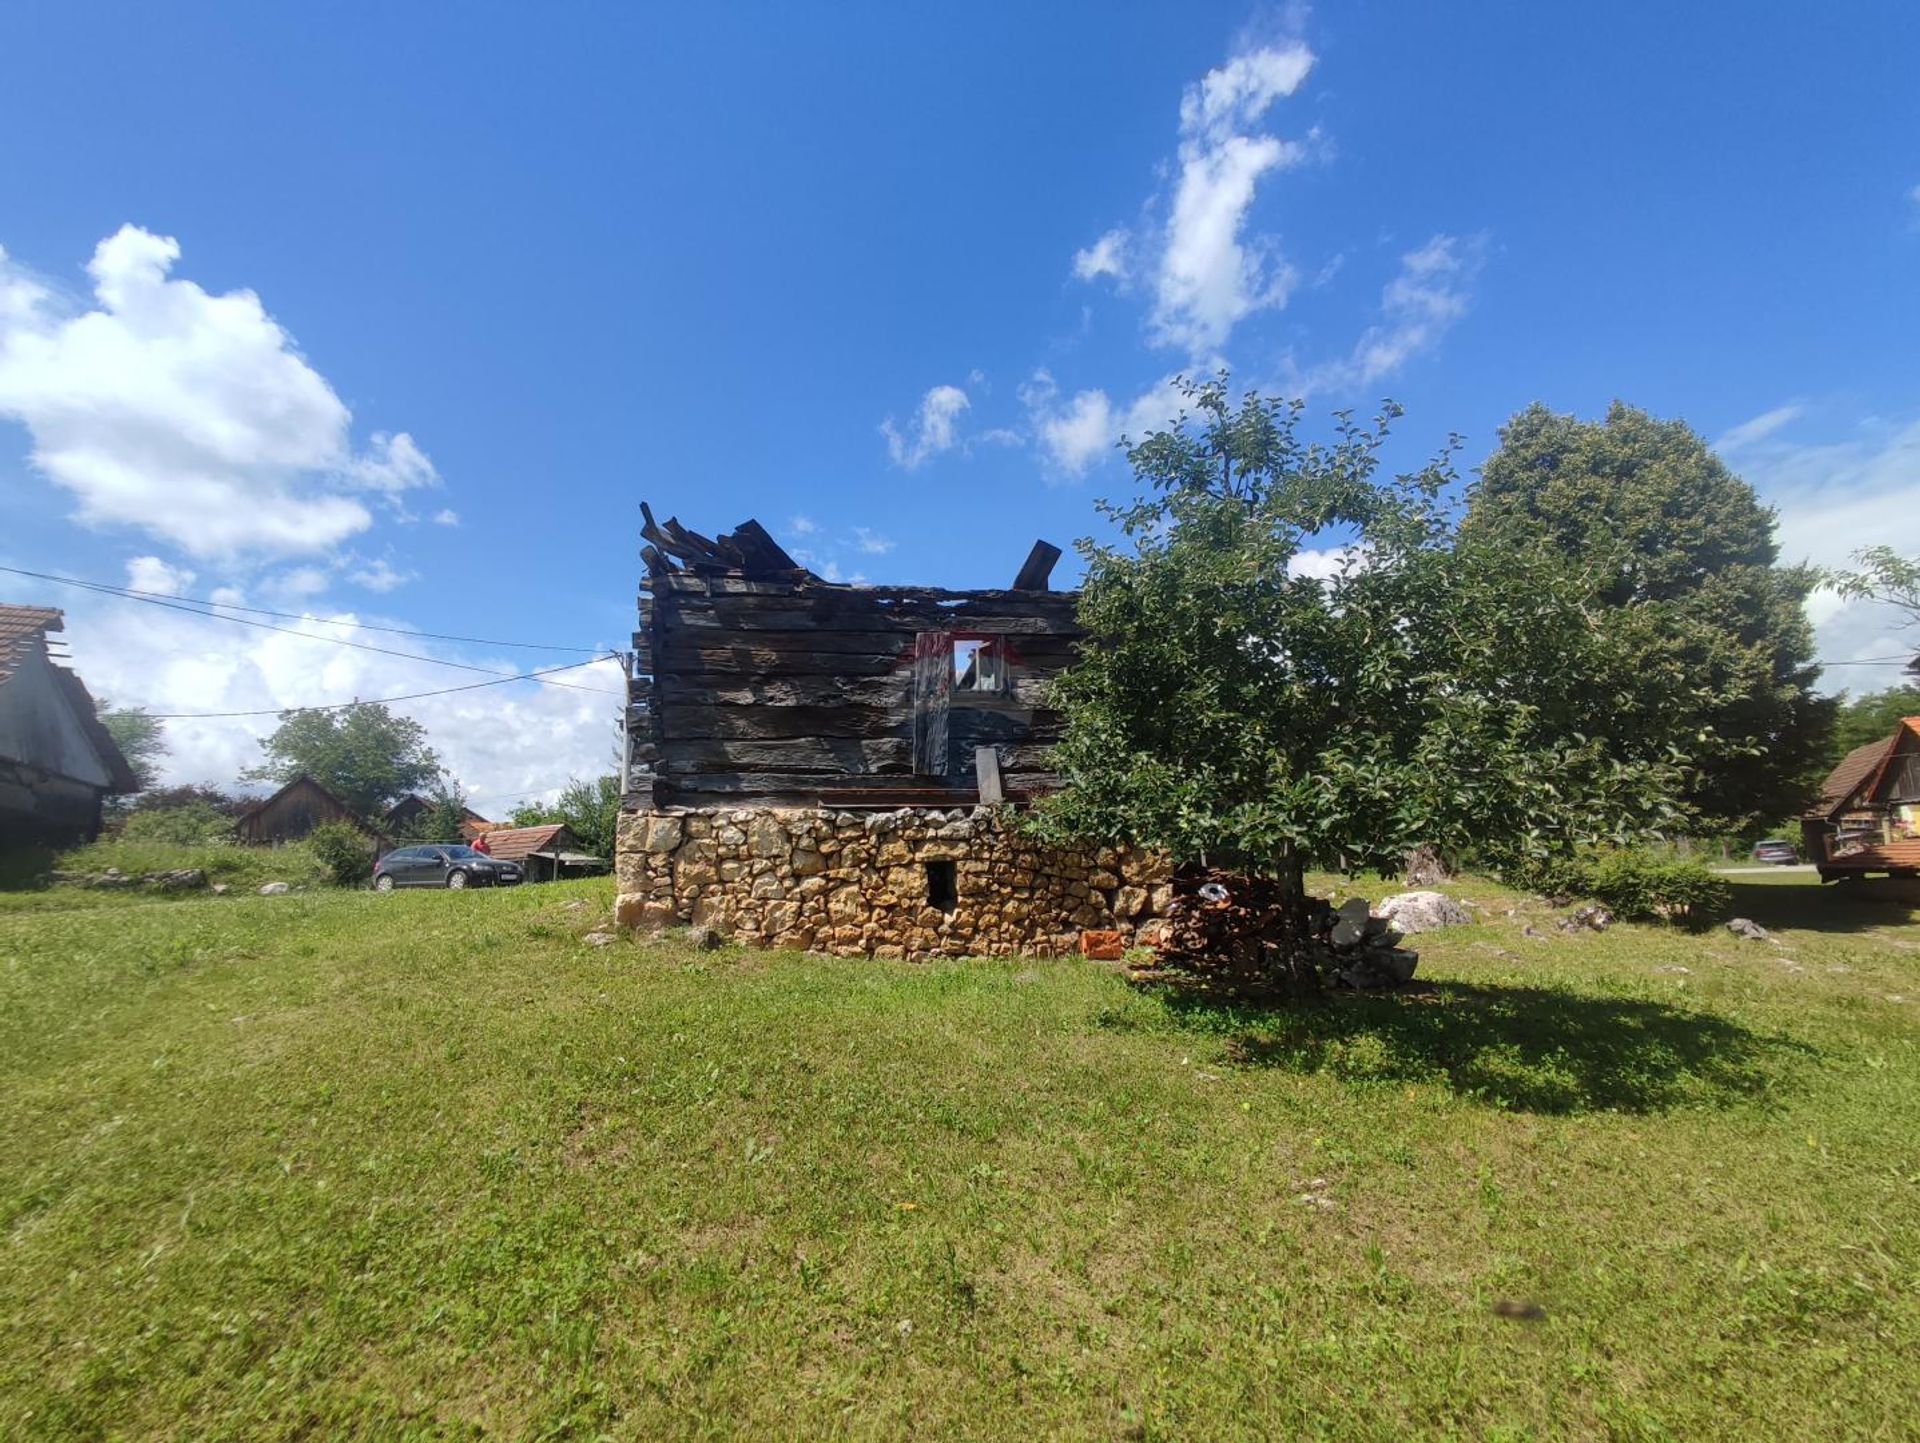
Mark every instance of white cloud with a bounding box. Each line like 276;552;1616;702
1715;403;1805;453
126;555;195;596
432;508;460;527
1149;43;1315;356
881;383;971;469
1287;544;1366;581
1734;411;1920;693
1072;228;1131;283
346;557;414;593
349;431;439;499
1300;233;1484;393
54;593;628;804
0;225;442;558
271;566;332;601
1020;369;1188;477
788;514;819;536
851;527;895;555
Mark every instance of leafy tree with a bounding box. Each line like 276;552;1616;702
508;774;621;856
127;784;245;817
393;780;473;844
1030;377;1699;985
1462;401;1833;833
97;703;165;791
1829;547;1920;679
241;702;442;822
1830;685;1920;760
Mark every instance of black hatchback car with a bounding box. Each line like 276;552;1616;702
373;844;525;890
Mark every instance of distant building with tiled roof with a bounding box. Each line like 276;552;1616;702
0;604;140;844
1802;718;1920;880
470;822;607;881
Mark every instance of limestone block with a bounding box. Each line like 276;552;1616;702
615;893;675;932
1114;886;1149;919
792;848;826;877
640;814;684;853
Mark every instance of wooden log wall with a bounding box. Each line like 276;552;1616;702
630;572;1083;808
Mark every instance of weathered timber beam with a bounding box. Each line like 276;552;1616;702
1011;540;1063;591
657;738;913;773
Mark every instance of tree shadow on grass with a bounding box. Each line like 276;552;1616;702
1145;981;1815;1115
1722;879;1916;935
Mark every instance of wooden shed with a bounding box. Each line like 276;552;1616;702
0;604;139;844
625;506;1079;810
1802;718;1920;880
472;823;604;881
236;775;387;851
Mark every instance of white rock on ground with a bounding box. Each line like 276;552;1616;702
258;882;290;896
1374;890;1475;934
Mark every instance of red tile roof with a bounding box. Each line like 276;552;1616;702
0;604;63;683
474;823;576;862
1809;718;1920;819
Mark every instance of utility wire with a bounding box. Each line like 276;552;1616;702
0;563;604;653
1;563;621;696
140;655;623;719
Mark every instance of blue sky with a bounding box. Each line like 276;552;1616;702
2;2;1917;804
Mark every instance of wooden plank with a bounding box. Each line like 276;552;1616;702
1011;540;1063;591
912;630;952;778
654;673;1053;709
653;646;909;678
657;737;913;773
974;747;1004;803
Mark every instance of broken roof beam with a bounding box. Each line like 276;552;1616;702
1011;540;1063;592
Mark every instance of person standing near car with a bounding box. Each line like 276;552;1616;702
473;830;492;856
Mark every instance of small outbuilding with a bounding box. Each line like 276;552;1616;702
1802;717;1920;880
0;604;139;844
472;823;606;882
236;775;388;851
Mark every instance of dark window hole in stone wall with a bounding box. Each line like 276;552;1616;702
926;859;958;913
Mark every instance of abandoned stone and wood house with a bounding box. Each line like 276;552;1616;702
1803;717;1920;881
614;509;1170;957
0;604;138;844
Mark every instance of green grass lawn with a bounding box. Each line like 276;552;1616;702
1;873;1916;1440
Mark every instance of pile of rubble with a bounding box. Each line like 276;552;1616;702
1127;870;1421;1000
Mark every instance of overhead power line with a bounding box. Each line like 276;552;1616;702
139;655;623;719
0;563;623;698
0;563;604;653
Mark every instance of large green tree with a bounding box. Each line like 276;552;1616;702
242;702;442;821
1830;685;1920;761
1461;401;1833;833
1031;378;1700;976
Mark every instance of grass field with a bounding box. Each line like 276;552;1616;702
1;872;1916;1440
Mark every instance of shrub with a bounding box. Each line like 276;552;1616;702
1501;847;1729;927
306;822;376;888
1585;849;1730;926
118;800;235;846
51;838;332;891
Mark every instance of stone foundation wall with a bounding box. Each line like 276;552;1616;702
614;806;1171;958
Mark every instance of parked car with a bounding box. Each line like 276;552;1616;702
373;844;524;891
1750;839;1799;865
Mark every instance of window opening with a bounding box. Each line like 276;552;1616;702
953;637;1007;692
925;859;958;913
